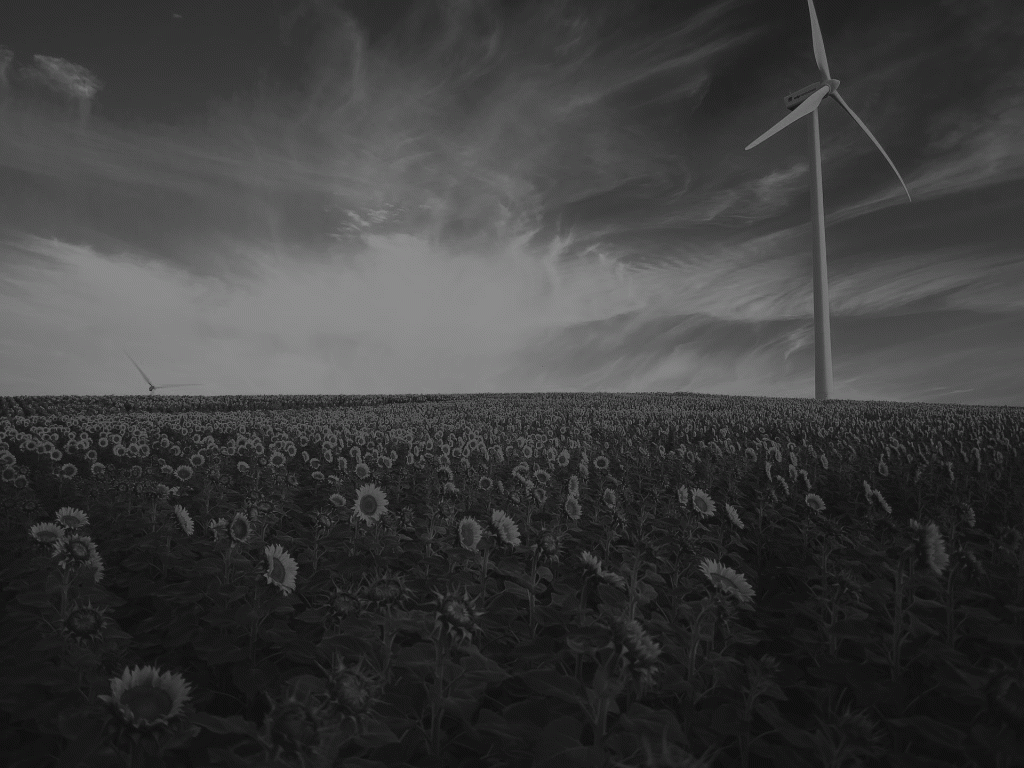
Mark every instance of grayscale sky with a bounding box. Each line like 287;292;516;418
1;0;1022;404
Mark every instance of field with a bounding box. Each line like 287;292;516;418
1;391;1023;768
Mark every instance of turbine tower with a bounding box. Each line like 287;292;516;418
745;0;912;400
124;351;203;393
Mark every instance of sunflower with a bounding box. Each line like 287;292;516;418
264;544;299;596
53;533;105;583
725;504;745;529
432;586;484;645
54;506;89;529
319;654;382;717
325;585;365;623
606;611;662;689
916;522;950;577
535;530;563;563
805;493;826;513
691;489;716;518
173;505;195;536
490;509;521;548
352;484;389;526
603;487;617;510
699;558;755;603
62;599;111;647
99;665;193;731
260;684;327;763
563;493;582;521
580;551;627;590
29;521;67;546
676;485;689;508
458;517;483;551
364;571;414;611
228;512;253;545
59;463;78;480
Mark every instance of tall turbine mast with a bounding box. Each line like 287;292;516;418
745;0;912;400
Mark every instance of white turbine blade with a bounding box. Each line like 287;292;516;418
829;91;912;201
154;383;204;389
806;0;831;82
745;85;829;151
124;352;154;388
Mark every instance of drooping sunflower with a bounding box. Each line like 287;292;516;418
352;484;389;526
98;665;193;731
264;543;299;596
699;558;755;604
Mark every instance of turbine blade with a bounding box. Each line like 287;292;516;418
124;352;154;387
807;0;831;82
745;85;829;151
154;384;204;389
830;91;912;201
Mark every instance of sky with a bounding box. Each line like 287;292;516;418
1;0;1022;405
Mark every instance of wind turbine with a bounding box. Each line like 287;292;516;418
124;351;204;393
745;0;912;400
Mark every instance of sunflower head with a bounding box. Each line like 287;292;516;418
54;506;89;530
364;571;414;611
98;665;193;732
319;654;383;717
325;583;365;624
263;543;299;596
432;586;484;646
228;511;253;545
353;483;389;526
260;684;327;762
62;599;110;647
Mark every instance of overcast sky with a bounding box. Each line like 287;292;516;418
1;0;1022;404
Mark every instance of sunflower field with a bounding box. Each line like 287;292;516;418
0;391;1022;768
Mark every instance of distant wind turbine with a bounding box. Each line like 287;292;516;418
124;351;204;393
745;0;912;400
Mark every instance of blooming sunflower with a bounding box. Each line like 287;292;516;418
805;493;826;513
691;489;716;518
173;505;195;536
699;558;755;603
915;521;950;577
54;506;89;529
29;521;67;546
676;485;689;508
564;493;582;521
725;504;745;529
53;533;105;583
228;512;253;545
490;509;521;548
458;517;483;551
606;611;662;689
353;484;389;526
99;665;193;731
264;544;299;596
